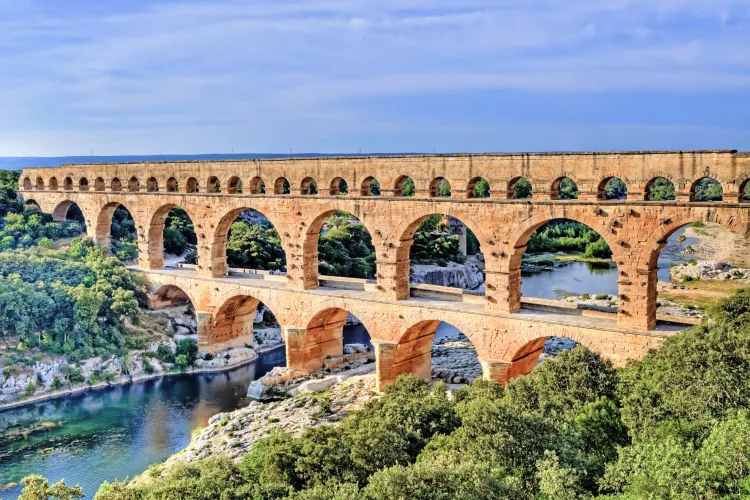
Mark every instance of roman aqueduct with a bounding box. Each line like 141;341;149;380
19;150;750;389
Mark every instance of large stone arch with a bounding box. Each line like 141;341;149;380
149;283;198;311
300;207;384;289
146;203;201;270
208;204;290;278
499;210;624;313
93;200;141;257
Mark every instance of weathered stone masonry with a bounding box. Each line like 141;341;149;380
20;150;750;389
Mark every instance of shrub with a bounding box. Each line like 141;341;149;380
156;344;174;364
175;354;189;371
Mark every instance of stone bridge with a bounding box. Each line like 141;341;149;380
19;150;750;389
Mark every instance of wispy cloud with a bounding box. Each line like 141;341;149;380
0;0;748;155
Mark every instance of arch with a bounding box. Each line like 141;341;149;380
185;177;198;193
248;176;265;194
329;177;348;195
51;200;86;228
149;284;195;310
508;176;532;199
360;176;380;196
550;176;578;200
394;175;415;197
23;177;32;190
645;176;675;201
690;176;723;202
95;202;139;261
25;199;39;207
111;177;122;192
300;177;317;195
598;177;627;200
94;177;105;191
741;178;750;203
294;307;371;373
467;177;490;198
166;177;178;192
128;176;139;192
211;206;287;277
35;177;44;190
63;177;73;191
274;177;290;195
147;204;199;269
146;177;158;192
212;294;283;351
78;177;89;191
48;177;58;191
225;176;242;194
503;336;596;381
303;209;379;287
207;176;220;193
429;177;450;197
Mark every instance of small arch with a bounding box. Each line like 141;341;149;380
78;177;89;191
690;177;723;202
94;177;105;191
23;177;32;190
274;177;290;195
63;177;73;191
207;176;220;193
128;176;139;192
430;177;451;197
508;177;532;199
150;284;194;310
360;176;380;196
186;177;198;193
213;295;284;352
166;177;178;192
394;175;415;196
741;178;750;203
146;177;158;192
25;199;39;207
329;177;348;195
551;176;578;199
111;177;122;192
598;177;627;200
48;177;59;191
645;176;675;201
226;176;242;194
467;177;490;198
35;177;44;190
248;177;265;194
300;177;317;195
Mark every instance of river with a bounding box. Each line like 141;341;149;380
0;325;371;498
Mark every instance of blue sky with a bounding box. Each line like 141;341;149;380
1;0;749;156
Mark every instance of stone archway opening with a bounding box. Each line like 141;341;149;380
645;177;675;201
504;336;583;382
313;211;376;281
23;177;32;190
48;177;59;191
63;177;73;191
186;177;198;193
207;176;220;193
212;207;286;277
292;308;371;374
128;176;140;192
467;177;490;198
741;179;750;203
94;177;105;191
226;176;242;194
35;177;44;190
98;203;138;263
519;219;617;309
213;295;285;356
551;176;578;199
430;177;451;197
690;177;723;202
146;177;158;192
360;176;380;196
147;284;199;349
148;204;198;269
274;177;290;195
394;175;415;196
52;200;87;230
248;177;265;194
377;320;481;389
508;176;532;199
649;220;748;323
78;177;89;192
300;177;318;195
111;177;122;192
166;177;178;192
599;177;627;200
329;177;348;195
405;214;484;294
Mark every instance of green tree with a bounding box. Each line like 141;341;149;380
19;475;84;500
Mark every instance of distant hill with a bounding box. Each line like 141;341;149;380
0;153;416;170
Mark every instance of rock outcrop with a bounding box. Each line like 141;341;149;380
410;262;484;289
670;260;750;283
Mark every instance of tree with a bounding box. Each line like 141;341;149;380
474;178;490;198
647;177;675;201
19;475;84;500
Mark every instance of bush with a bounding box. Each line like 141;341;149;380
50;377;64;391
156;344;174;364
142;358;155;374
174;354;189;371
175;338;198;366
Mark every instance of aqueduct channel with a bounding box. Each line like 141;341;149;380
20;150;750;389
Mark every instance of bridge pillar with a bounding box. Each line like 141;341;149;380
285;323;343;374
485;270;521;313
374;342;399;391
376;259;410;300
196;312;215;352
479;358;513;385
616;266;658;330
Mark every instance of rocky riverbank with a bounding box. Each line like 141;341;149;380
562;293;703;319
669;260;750;283
410;261;484;289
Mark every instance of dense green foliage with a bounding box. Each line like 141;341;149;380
162;207;196;255
557;177;578;200
410;215;467;266
110;207;138;262
60;290;750;499
527;220;612;259
694;177;723;201
647;177;676;201
603;178;627;200
318;216;376;279
0;239;146;360
226;220;286;271
513;178;532;199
